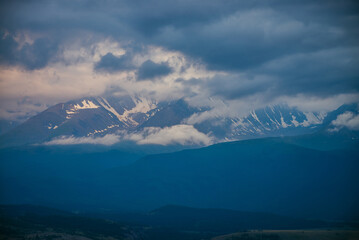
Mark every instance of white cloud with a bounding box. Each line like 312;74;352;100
185;94;271;125
280;94;359;113
125;124;213;146
1;34;358;123
330;111;359;131
44;124;213;146
44;134;121;146
1;2;359;126
0;37;215;121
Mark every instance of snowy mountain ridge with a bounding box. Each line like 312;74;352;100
0;95;355;147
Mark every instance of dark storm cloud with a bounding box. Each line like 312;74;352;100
94;53;134;73
151;6;357;72
137;60;172;80
257;47;359;97
0;32;59;70
207;75;273;100
0;0;358;99
203;48;359;101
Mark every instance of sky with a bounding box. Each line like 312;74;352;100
0;0;359;122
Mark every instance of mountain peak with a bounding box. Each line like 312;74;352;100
0;97;357;148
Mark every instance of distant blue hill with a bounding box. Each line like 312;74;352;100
1;132;358;221
96;137;359;221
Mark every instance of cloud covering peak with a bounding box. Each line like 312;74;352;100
0;0;358;121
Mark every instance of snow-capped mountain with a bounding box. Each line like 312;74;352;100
0;96;198;147
0;95;355;147
194;105;326;141
65;96;158;130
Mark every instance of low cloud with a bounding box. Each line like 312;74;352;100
1;0;359;123
125;124;212;145
330;111;359;131
0;41;212;121
137;60;173;80
94;52;135;73
44;124;213;146
44;134;121;146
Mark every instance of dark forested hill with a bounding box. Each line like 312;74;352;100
2;136;357;221
97;138;359;220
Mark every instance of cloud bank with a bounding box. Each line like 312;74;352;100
137;60;173;80
331;111;359;131
44;134;121;146
44;124;213;146
0;0;358;122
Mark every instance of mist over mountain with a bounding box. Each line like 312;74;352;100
1;95;357;148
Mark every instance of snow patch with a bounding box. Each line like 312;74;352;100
251;110;261;123
73;100;100;110
97;97;157;127
291;115;299;127
97;97;133;126
87;124;120;136
65;99;100;119
47;124;58;130
280;113;288;128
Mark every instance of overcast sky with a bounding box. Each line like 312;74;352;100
0;0;358;121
